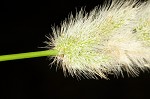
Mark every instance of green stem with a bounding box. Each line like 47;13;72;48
0;50;58;62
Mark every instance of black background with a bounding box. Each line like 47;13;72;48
1;0;150;99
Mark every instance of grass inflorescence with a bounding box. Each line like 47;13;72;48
47;0;150;79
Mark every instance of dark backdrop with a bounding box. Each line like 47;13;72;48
1;0;150;99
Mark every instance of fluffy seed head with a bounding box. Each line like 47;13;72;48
47;0;150;79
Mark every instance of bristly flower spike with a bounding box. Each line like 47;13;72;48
48;0;150;79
